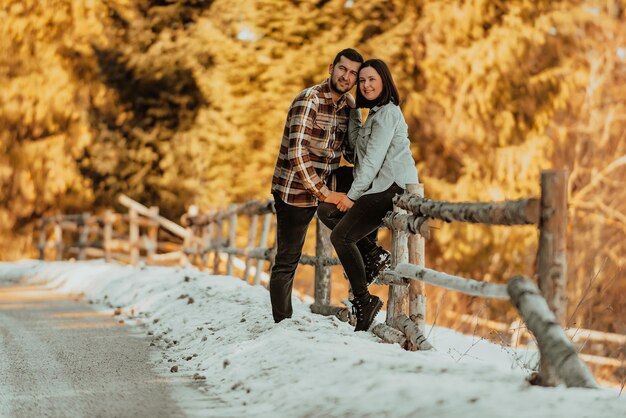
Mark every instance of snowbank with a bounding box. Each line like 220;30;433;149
1;260;624;418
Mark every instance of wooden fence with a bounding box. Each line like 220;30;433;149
374;170;599;388
36;169;624;388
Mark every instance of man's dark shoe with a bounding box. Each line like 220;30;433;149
351;293;383;332
364;246;391;285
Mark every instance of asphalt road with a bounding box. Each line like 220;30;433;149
0;282;197;418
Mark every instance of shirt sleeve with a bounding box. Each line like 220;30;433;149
286;95;331;200
342;108;361;164
347;108;398;201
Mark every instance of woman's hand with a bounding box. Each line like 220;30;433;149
336;195;354;212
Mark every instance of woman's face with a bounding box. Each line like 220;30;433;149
359;66;383;102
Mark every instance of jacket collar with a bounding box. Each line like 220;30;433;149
370;103;384;113
371;100;395;114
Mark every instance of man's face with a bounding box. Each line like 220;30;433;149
329;56;361;94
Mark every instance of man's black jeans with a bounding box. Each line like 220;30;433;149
269;193;317;323
269;167;375;322
317;183;403;297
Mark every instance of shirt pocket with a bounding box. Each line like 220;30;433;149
313;114;333;140
359;124;372;137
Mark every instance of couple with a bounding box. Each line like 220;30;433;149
270;48;418;332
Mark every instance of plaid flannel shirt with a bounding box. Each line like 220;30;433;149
271;79;357;207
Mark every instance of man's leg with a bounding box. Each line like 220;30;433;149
269;194;317;323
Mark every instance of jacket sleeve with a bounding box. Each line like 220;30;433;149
347;108;397;201
342;108;361;164
286;95;331;200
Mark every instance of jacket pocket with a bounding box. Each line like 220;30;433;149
358;124;372;140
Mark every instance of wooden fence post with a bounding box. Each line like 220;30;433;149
213;217;223;274
268;219;278;276
536;169;568;386
226;205;237;276
387;196;409;327
201;222;213;269
407;184;426;329
37;220;46;260
78;212;90;261
181;206;194;267
243;214;259;282
54;221;64;261
254;212;273;286
508;276;596;389
129;207;139;266
147;206;159;264
181;227;192;267
314;215;332;305
104;210;113;263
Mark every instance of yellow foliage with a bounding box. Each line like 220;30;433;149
0;0;624;336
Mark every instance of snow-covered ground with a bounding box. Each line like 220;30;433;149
1;260;624;418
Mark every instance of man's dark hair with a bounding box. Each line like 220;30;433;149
355;59;401;109
332;48;364;66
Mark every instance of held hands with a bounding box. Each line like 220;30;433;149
322;191;354;211
336;194;354;212
323;191;346;205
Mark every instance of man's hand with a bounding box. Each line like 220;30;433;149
323;191;346;204
336;194;354;212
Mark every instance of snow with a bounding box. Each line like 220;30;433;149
1;260;625;418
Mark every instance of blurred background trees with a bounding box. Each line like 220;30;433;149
1;0;624;334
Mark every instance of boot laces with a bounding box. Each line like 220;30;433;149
352;297;367;320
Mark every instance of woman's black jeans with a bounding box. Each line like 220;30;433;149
317;182;403;297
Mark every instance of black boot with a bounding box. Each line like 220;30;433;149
364;246;391;285
351;292;383;332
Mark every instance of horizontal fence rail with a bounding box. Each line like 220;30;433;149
394;195;540;225
382;263;510;299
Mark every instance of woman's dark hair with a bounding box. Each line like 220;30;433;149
355;59;401;109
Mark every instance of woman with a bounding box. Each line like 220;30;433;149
317;59;419;332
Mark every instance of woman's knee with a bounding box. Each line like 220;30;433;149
330;228;340;246
330;227;351;248
318;203;343;229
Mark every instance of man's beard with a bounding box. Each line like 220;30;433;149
330;77;350;94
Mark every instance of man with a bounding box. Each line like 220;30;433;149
269;48;363;323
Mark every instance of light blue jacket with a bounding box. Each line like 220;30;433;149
347;103;419;201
